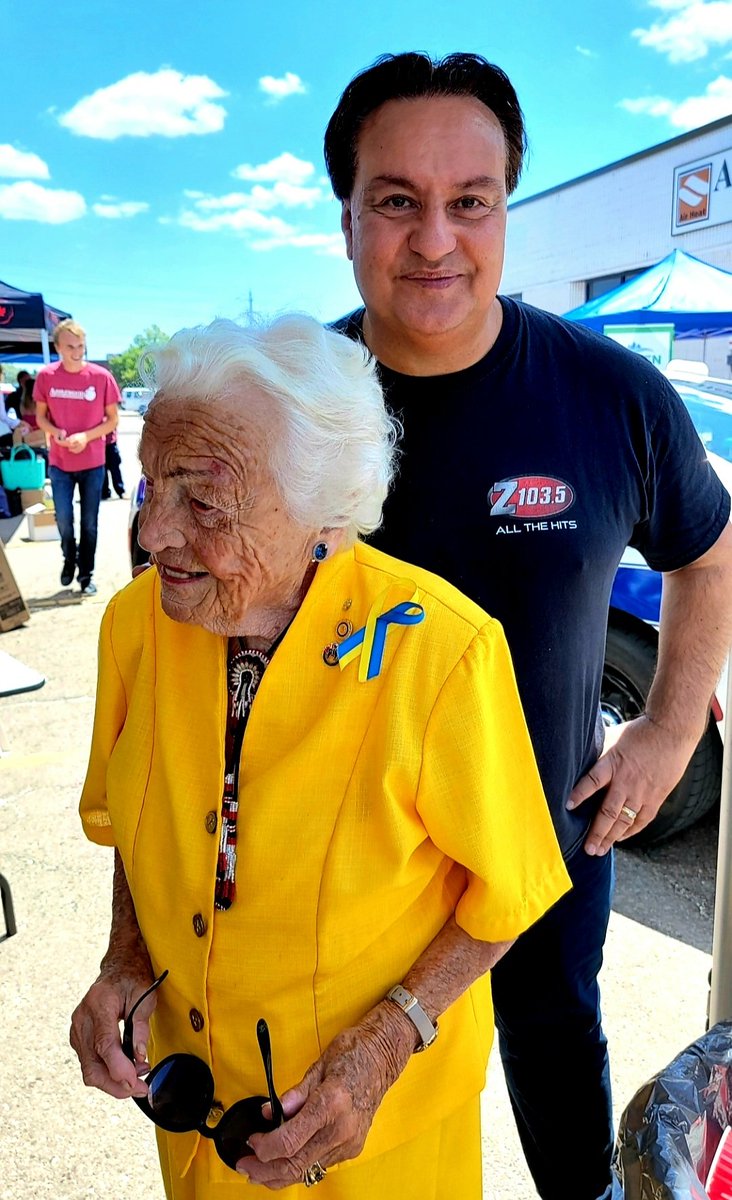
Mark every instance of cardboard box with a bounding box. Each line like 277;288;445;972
21;488;45;511
26;507;59;542
0;540;30;632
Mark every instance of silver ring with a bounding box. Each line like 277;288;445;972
620;804;638;822
303;1161;327;1188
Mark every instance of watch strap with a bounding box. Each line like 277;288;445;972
386;984;439;1052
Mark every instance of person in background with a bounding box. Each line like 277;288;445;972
324;51;732;1200
0;367;29;451
69;314;570;1200
12;378;49;473
6;368;30;418
100;429;126;500
34;318;120;595
18;376;39;430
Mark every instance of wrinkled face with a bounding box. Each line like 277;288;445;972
137;392;319;637
55;330;86;372
342;95;507;357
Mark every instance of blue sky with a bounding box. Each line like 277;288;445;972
3;0;732;358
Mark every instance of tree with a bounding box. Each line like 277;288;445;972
108;325;169;389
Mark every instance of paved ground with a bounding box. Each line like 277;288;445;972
0;412;720;1198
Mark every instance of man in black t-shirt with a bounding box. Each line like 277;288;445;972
325;54;732;1200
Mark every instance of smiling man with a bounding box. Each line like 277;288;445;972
326;53;732;1200
35;319;121;595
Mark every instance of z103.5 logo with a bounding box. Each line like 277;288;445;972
489;475;574;519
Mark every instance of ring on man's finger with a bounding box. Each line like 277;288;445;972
303;1161;327;1187
620;804;638;822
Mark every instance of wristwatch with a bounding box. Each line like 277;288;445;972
385;984;439;1052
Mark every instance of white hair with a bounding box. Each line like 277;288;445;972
140;314;399;543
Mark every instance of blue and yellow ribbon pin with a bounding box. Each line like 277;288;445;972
336;580;425;682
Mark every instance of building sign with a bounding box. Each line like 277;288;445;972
603;324;675;369
672;149;732;235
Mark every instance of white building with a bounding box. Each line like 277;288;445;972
503;115;732;377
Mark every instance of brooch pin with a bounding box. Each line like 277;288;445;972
334;580;425;681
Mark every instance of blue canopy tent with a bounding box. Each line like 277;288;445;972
0;278;71;361
564;249;732;339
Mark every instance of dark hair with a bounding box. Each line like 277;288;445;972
19;377;35;415
324;52;527;200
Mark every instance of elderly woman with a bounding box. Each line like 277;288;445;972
70;314;569;1199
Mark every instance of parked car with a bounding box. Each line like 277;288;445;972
120;386;153;414
127;364;732;845
128;475;149;569
604;363;732;846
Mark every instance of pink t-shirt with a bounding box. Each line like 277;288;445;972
35;361;121;472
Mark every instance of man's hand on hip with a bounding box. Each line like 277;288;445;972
567;714;700;856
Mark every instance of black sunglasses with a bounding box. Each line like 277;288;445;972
122;970;284;1170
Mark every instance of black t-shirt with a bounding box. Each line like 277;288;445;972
333;299;731;855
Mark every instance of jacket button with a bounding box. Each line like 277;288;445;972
192;913;207;938
205;810;218;834
189;1008;205;1032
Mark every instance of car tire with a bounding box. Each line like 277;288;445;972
130;514;150;570
601;622;721;847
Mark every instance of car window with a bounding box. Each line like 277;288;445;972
675;387;732;461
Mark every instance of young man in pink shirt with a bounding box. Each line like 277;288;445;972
35;319;121;595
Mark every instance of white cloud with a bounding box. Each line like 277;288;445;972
172;150;336;251
258;72;307;102
250;231;346;256
619;74;732;126
177;208;294;236
232;152;315;185
194;182;323;212
0;145;50;179
93;200;149;219
619;95;676;117
57;69;228;139
575;45;598;58
0;181;86;223
632;0;732;62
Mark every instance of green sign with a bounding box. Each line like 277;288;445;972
603;323;675;369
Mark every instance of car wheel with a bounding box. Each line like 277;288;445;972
601;623;721;846
130;513;150;570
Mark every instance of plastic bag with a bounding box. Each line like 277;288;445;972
612;1021;732;1199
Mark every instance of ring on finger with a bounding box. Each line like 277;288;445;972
303;1161;327;1188
620;804;638;823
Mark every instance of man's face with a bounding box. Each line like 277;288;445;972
137;392;317;637
55;330;86;372
342;95;508;359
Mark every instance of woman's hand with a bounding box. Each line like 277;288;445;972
239;1001;417;1188
69;956;155;1100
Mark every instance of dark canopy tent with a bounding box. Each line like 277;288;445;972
0;278;71;360
564;249;732;339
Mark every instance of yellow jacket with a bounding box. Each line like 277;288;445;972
81;542;570;1184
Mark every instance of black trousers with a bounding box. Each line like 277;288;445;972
102;441;125;498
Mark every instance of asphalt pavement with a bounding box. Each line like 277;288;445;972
0;412;719;1199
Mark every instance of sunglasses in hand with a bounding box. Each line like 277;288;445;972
122;970;285;1171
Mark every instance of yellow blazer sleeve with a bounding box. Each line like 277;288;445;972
79;598;127;846
416;616;571;943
